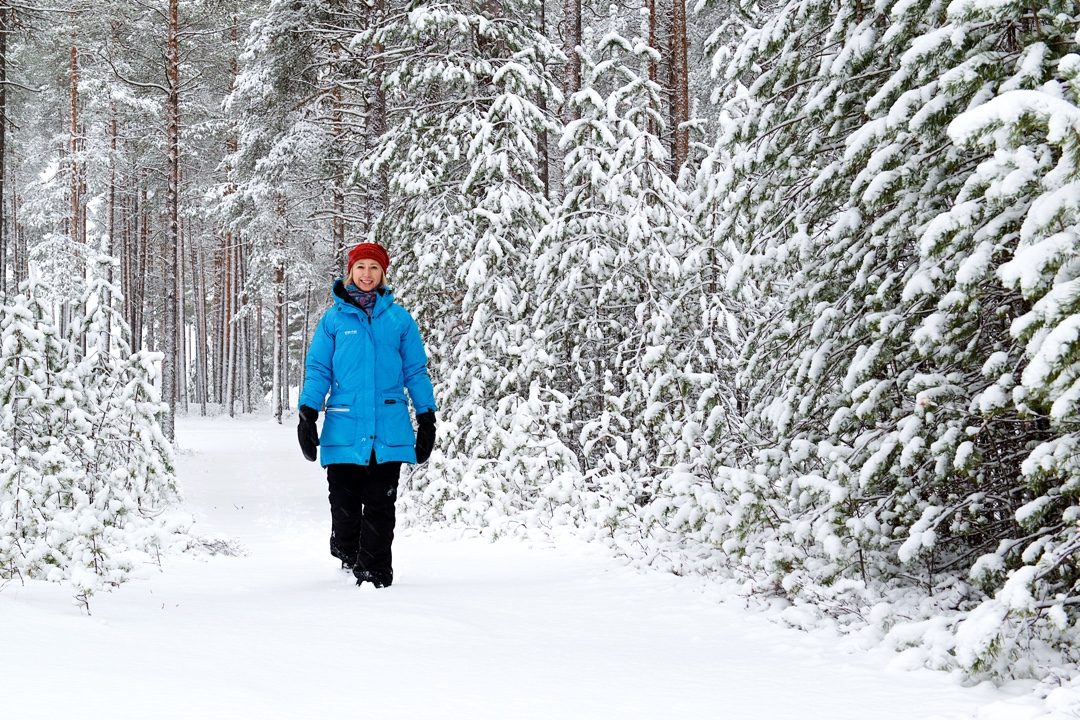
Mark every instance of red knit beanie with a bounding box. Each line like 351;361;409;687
347;243;390;273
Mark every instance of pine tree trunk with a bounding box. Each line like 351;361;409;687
161;0;181;438
240;311;250;414
70;31;80;258
648;0;659;139
537;0;549;199
123;169;135;344
134;184;149;351
224;237;236;417
102;105;117;355
68;21;86;359
176;213;188;413
256;298;263;398
217;236;229;407
272;214;285;422
671;0;689;173
272;284;282;422
330;90;346;256
238;239;251;414
366;0;388;225
300;286;311;387
11;165;25;291
0;6;8;299
562;0;581;123
281;272;289;413
191;220;208;414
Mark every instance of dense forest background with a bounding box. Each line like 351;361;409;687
0;0;1079;683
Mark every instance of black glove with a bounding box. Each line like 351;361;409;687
414;411;436;464
298;405;319;462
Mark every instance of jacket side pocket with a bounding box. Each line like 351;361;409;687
320;394;357;447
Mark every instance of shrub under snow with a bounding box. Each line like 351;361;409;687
0;275;212;606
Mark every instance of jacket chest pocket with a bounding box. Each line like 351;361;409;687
320;395;357;447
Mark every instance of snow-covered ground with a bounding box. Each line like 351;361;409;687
0;415;1073;719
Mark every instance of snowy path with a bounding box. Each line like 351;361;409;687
0;416;1053;719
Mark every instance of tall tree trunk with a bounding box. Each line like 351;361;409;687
300;286;312;383
670;0;689;173
238;237;251;414
648;0;659;140
122;161;135;344
191;220;208;414
176;213;188;413
134;183;149;351
537;0;549;199
281;272;289;414
562;0;581;123
161;0;181;438
256;298;263;399
224;236;236;416
101;103;117;355
218;21;239;409
70;28;80;255
272;195;286;422
0;6;8;299
66;22;81;356
330;89;346;256
11;166;25;290
359;0;388;231
271;276;282;422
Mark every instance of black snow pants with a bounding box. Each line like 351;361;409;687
326;457;402;575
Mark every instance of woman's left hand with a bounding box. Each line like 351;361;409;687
414;411;436;463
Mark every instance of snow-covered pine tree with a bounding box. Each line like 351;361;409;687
690;0;984;610
359;0;555;325
73;250;181;513
404;7;571;529
527;11;699;538
0;269;189;605
0;283;73;582
906;4;1080;675
705;0;1080;671
223;0;367;385
706;0;937;602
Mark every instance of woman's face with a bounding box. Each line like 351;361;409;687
349;259;383;292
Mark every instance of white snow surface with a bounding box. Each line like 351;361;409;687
0;415;1072;719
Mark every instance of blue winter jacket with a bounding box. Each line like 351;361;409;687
298;280;437;467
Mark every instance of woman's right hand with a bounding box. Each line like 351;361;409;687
298;405;319;462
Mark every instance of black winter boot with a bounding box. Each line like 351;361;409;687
354;568;393;588
330;535;358;570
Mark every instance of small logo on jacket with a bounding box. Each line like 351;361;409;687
343;330;357;335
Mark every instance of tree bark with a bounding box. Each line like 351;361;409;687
330;89;346;256
272;194;286;422
238;237;251;413
191;218;208;414
11;165;25;291
161;0;181;438
0;6;8;298
671;0;689;173
537;0;549;199
364;0;388;230
648;0;659;140
102;103;117;355
70;28;81;256
281;272;289;413
562;0;581;123
176;212;188;413
224;236;236;416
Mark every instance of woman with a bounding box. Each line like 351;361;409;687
297;242;437;588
